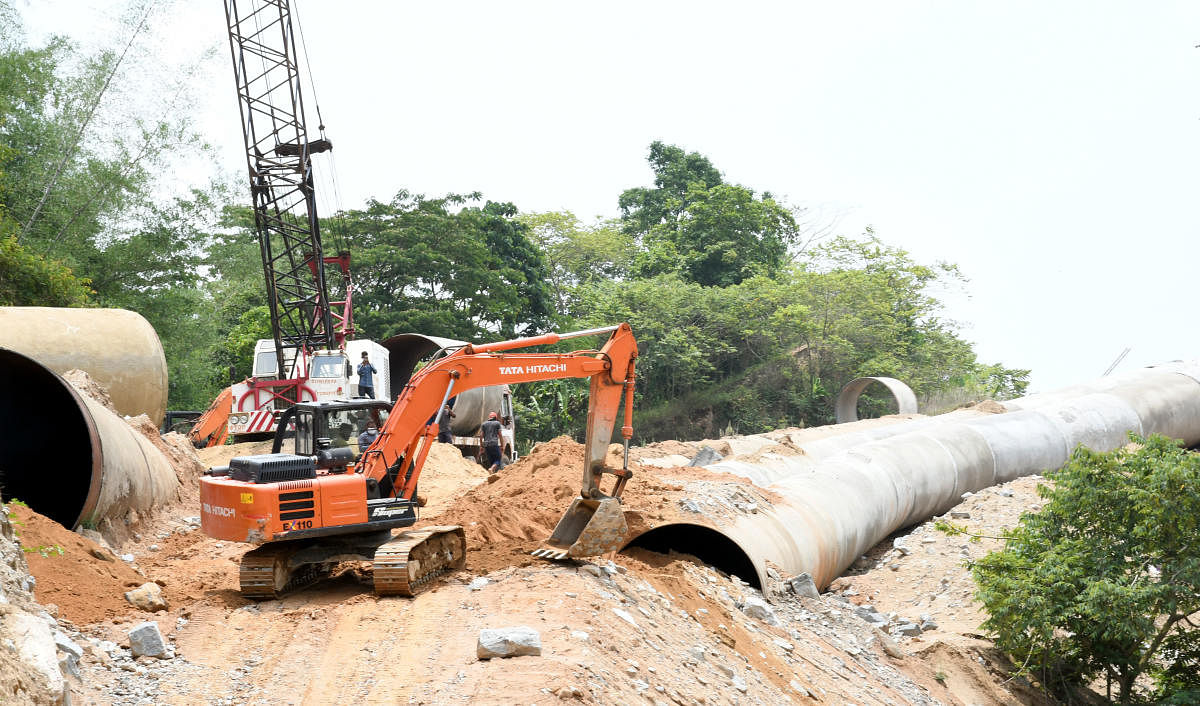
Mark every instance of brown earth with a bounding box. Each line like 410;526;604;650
12;421;1064;705
9;504;148;626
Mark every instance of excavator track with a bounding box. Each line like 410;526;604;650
372;525;466;597
238;543;331;600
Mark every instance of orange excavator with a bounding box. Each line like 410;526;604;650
200;324;638;598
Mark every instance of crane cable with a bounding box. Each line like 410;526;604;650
291;0;351;258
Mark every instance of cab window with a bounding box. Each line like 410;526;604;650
294;411;313;456
311;355;345;379
253;351;277;377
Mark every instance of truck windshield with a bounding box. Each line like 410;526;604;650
311;355;345;379
254;351;277;377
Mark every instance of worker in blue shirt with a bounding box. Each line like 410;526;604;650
357;351;377;399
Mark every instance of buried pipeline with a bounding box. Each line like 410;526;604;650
0;308;177;529
624;361;1200;591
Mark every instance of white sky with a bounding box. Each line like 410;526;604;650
19;0;1200;393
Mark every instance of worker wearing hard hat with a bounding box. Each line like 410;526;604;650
481;411;503;473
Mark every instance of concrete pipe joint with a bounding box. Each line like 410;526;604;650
0;348;178;529
835;376;918;424
624;362;1200;592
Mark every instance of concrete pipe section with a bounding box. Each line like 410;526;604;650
626;362;1200;591
835;376;918;424
0;307;169;425
0;348;178;530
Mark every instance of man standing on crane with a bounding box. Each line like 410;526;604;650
358;352;378;399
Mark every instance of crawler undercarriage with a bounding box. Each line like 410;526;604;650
237;526;466;599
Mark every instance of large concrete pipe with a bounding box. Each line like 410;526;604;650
626;362;1200;590
835;376;918;423
382;331;509;435
0;348;178;529
0;307;168;425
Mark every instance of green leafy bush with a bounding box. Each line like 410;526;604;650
972;434;1200;703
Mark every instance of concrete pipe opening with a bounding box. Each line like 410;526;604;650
0;348;178;531
835;376;918;424
624;523;760;589
0;349;96;526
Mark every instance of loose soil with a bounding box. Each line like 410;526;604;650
15;420;1064;705
8;504;147;626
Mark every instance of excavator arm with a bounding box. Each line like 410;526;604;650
358;323;638;557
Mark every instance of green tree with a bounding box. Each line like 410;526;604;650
517;211;633;312
619;141;801;287
972;435;1200;704
0;230;92;306
344;191;554;342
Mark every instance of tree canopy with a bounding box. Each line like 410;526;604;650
619;141;800;287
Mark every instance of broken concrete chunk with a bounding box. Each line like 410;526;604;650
678;498;702;513
738;595;780;626
895;623;922;637
787;573;820;600
688;445;723;467
124;582;168;612
476;626;542;660
128;621;170;659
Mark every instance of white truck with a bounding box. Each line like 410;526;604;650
226;339;390;437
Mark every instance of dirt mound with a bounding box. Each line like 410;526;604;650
9;504;148;625
194;439;275;469
425;436;687;573
61;368;117;415
416;442;489;516
970;400;1007;414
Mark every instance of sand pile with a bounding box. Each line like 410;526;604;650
415;442;489;516
8;504;148;625
61;368;118;415
425;436;694;573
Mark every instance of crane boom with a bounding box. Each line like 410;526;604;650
224;0;337;378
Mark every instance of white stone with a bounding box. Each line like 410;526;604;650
477;626;542;659
612;608;640;629
53;631;83;660
468;577;489;591
739;595;780;626
128;621;170;659
5;611;64;698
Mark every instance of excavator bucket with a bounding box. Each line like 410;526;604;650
532;496;628;560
